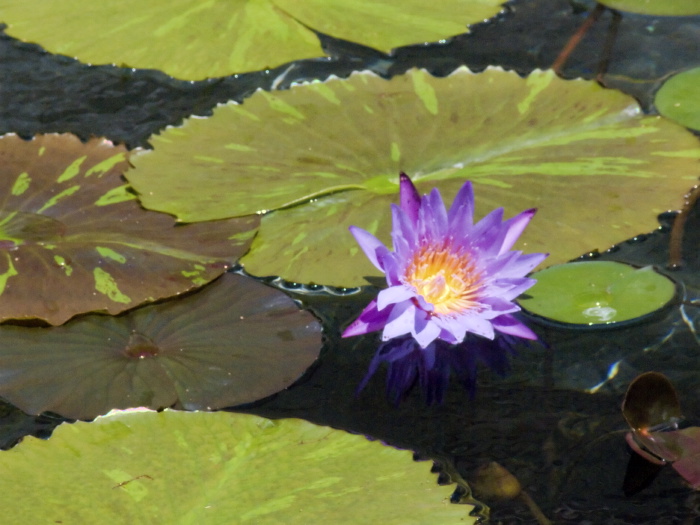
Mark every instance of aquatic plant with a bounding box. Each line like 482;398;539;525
343;173;547;347
343;174;546;402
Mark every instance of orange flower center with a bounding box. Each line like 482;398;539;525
403;242;482;316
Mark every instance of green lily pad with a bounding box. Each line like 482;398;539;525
0;409;480;524
597;0;700;15
0;0;504;80
0;134;259;325
0;272;322;420
128;68;700;286
519;261;677;325
655;67;700;131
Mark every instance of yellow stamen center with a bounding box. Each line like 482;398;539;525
404;242;482;316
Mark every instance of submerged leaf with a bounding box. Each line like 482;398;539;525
0;272;322;420
0;410;479;524
0;134;258;324
129;68;700;286
0;0;504;79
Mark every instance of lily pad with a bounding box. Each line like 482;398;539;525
655;67;700;131
128;68;700;286
0;271;322;420
519;261;677;325
0;133;259;325
597;0;700;16
0;409;479;524
0;0;504;80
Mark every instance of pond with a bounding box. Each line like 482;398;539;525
0;0;700;522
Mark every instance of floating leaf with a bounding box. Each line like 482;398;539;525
519;261;677;325
0;0;504;80
622;372;700;489
597;0;700;15
128;68;700;286
0;134;258;325
0;409;479;524
0;272;322;420
622;371;682;432
655;67;700;131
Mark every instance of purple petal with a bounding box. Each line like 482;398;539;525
468;207;505;251
349;226;389;272
376;285;416;311
419;188;448;241
491;314;538;340
479;296;521;315
399;172;421;224
459;314;496;340
412;318;442;348
447;181;474;232
382;301;418;341
377;249;403;285
499;208;536;255
433;315;469;343
495;252;549;279
391;204;417;256
341;299;391;338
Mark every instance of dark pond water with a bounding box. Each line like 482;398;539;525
2;0;700;522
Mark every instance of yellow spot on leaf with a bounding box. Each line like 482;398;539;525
11;172;31;196
0;253;18;295
262;92;305;120
517;71;553;115
96;247;127;264
225;143;255;152
95;185;137;206
412;71;439;115
84;153;127;177
94;268;131;304
391;142;401;162
194;155;225;164
37;185;81;213
57;155;87;183
53;255;73;276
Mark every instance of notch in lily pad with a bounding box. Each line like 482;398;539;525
518;261;677;327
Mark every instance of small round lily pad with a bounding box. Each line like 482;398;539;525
518;261;676;326
655;68;700;131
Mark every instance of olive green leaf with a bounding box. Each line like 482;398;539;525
128;68;699;286
597;0;700;15
0;409;480;524
0;0;504;80
0;272;322;420
0;134;258;324
655;67;700;131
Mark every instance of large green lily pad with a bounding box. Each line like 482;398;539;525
0;0;504;80
0;134;259;324
128;68;699;286
0;409;479;523
0;272;322;420
597;0;700;15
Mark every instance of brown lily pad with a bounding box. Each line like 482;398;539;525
0;271;323;420
0;134;259;324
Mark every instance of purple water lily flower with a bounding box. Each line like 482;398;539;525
343;173;548;349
